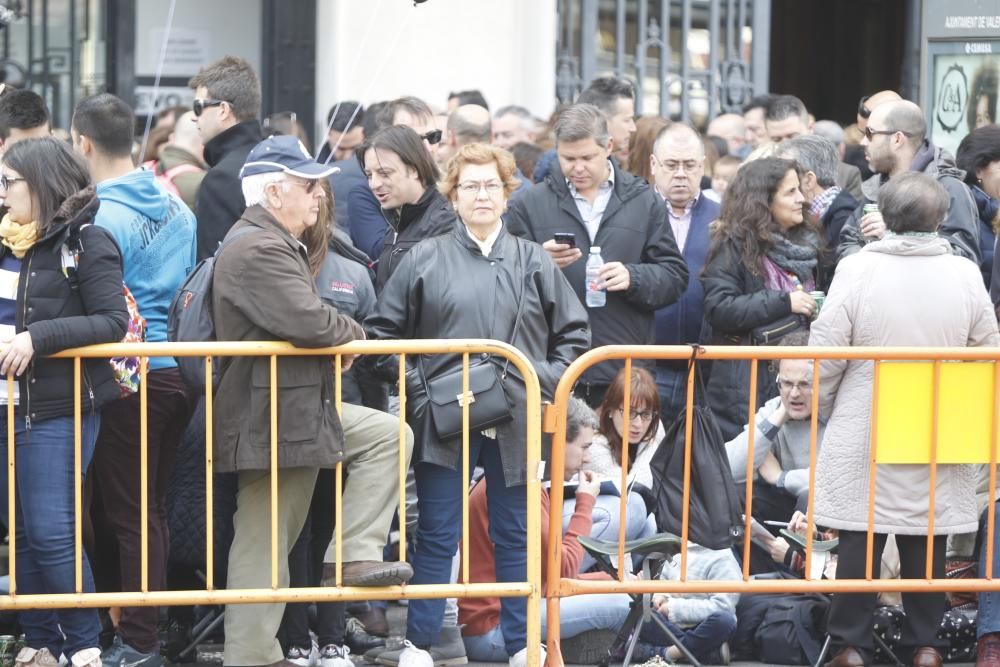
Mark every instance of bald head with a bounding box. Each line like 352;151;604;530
878;100;926;147
651;123;705;213
653;123;704;156
447;104;492;145
858;90;903;129
707;113;746;155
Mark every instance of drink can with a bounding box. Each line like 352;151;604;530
863;203;879;215
0;635;17;667
809;291;825;318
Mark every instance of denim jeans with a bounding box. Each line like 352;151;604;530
980;502;1000;637
407;435;528;656
655;362;689;426
562;492;657;572
0;412;102;658
639;610;738;661
463;593;632;662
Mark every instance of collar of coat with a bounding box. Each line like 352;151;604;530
238;204;309;254
544;155;645;200
451;218;512;260
204;120;265;168
389;186;447;230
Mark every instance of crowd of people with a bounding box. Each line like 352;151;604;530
1;51;1000;667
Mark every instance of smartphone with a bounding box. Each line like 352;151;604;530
553;232;576;248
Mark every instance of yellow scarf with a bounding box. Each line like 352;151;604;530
0;214;38;258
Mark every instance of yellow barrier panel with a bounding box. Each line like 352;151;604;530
0;339;544;667
545;344;1000;666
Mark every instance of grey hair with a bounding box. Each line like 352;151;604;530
242;172;286;207
813;120;844;146
566;397;599;444
554;104;609;146
780;135;839;188
495;105;535;129
880;171;949;233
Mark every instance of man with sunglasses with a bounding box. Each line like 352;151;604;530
188;56;265;260
837;100;979;265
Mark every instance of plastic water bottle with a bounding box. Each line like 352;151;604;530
585;246;606;308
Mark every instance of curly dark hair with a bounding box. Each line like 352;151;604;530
708;156;817;275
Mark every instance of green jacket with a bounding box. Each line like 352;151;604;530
155;145;206;213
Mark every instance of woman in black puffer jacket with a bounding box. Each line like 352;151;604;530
0;137;127;667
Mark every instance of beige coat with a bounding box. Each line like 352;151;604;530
809;236;999;535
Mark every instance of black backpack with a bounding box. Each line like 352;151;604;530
649;362;745;549
733;593;829;665
167;226;256;393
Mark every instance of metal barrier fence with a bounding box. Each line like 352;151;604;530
544;344;1000;665
0;340;544;667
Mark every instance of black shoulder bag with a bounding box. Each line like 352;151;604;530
421;241;524;441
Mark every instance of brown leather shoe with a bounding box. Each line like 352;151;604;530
355;604;390;637
912;647;943;667
322;560;414;587
824;646;865;667
977;632;1000;667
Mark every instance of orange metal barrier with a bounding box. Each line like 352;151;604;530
545;344;1000;666
1;339;544;666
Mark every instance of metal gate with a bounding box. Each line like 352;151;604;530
556;0;771;124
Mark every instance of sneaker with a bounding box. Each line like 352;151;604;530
100;637;161;667
15;648;59;667
345;617;386;654
508;646;546;667
285;642;318;667
318;645;352;667
69;649;102;667
980;632;1000;667
395;642;432;667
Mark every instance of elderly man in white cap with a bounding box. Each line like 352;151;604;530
213;135;414;667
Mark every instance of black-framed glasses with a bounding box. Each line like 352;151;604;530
0;174;25;191
193;98;228;117
857;95;872;120
615;407;658;423
862;126;913;141
421;129;443;145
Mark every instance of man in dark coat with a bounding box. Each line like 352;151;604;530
647;123;721;420
189;56;265;260
506;104;688;406
837;100;980;265
213;136;413;667
355;124;456;292
778;134;859;290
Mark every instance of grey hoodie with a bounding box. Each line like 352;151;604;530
836;140;980;265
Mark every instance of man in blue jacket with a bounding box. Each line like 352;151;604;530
648;124;720;421
72;93;197;667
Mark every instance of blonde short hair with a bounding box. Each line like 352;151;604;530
439;143;521;201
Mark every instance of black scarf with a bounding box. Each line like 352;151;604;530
766;232;818;284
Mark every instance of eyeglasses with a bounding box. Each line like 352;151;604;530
0;174;25;191
857;95;872;120
656;158;702;173
457;180;504;196
615;408;658;423
193;99;228;117
862;126;913;142
421;129;443;145
777;378;812;393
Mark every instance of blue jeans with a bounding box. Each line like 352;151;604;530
0;412;102;657
980;502;1000;637
407;435;528;656
655;363;689;426
463;593;632;662
563;492;657;572
639;611;737;661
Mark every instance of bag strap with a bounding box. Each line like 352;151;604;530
499;238;525;380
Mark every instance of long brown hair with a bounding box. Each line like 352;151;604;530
707;156;818;276
300;178;332;277
597;367;661;467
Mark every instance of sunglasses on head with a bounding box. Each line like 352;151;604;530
193;98;228;117
421;129;443;145
857;95;872;120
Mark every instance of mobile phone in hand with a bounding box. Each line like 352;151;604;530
553;232;576;248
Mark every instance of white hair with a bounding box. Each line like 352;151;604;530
241;172;287;206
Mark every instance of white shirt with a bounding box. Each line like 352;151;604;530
656;187;698;253
464;221;503;257
567;161;615;242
